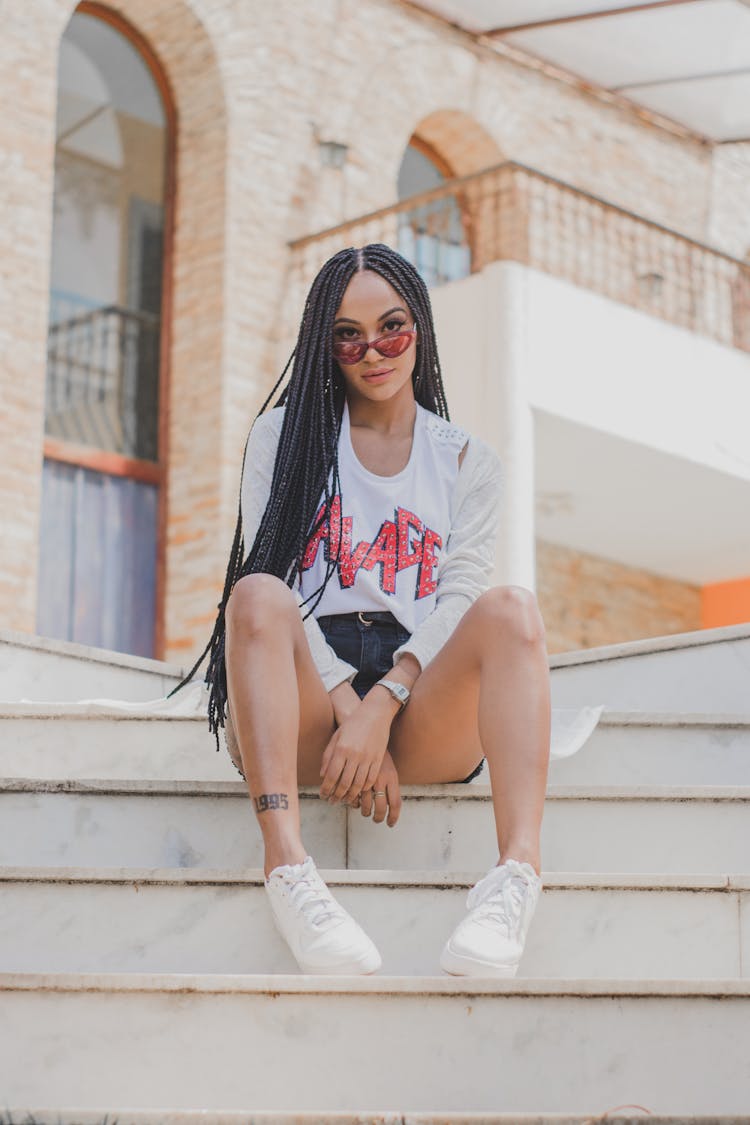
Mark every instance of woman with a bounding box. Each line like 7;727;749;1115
174;243;551;977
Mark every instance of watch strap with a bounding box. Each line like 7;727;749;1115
376;678;410;710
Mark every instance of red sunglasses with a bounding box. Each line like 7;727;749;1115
331;326;417;365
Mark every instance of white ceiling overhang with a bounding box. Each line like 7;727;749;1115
404;0;750;143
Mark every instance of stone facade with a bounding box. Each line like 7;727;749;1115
1;0;748;663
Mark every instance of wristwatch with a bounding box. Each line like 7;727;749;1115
376;678;410;711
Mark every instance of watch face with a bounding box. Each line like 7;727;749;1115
382;680;409;705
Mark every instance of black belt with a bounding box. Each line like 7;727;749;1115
317;610;402;629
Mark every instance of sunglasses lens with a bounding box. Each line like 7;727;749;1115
331;329;415;364
377;331;413;358
332;341;367;363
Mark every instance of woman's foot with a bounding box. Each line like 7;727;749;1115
440;858;542;977
265;855;382;975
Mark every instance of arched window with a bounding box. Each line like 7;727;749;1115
37;5;171;658
396;140;471;288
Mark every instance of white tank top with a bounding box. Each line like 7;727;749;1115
296;397;468;634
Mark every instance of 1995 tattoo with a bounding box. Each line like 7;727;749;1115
254;792;289;813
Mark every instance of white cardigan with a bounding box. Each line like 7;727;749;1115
239;402;504;690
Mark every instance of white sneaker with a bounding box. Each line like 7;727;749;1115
264;855;382;975
440;858;542;978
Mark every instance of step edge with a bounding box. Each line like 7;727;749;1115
0;865;742;890
2;970;749;997
549;621;750;669
2;1113;741;1125
3;705;750;727
2;778;750;801
0;628;186;679
5;621;748;679
600;711;750;726
0;703;203;720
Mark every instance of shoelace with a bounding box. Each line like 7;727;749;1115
281;867;346;929
466;860;538;937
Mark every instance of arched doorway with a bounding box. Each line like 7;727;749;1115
396;138;471;288
37;4;173;658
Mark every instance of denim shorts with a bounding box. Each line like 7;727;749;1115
317;609;485;784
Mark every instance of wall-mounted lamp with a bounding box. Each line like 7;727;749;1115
310;121;349;169
318;139;349;169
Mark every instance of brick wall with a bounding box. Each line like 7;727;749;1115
0;1;65;633
537;539;702;654
708;143;750;259
0;0;742;665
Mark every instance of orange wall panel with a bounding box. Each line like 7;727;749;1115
701;578;750;628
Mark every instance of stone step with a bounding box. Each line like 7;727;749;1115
550;622;750;712
1;972;749;1114
2;705;749;785
1;867;748;980
0;704;235;781
3;777;749;876
546;712;750;785
6;622;750;715
0;628;185;703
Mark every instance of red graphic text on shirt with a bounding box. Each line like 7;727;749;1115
301;494;442;599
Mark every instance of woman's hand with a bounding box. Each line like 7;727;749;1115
328;680;362;727
319;691;400;804
355;750;402;827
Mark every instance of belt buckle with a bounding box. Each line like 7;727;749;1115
357;610;374;627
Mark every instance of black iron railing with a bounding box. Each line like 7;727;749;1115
45;299;161;461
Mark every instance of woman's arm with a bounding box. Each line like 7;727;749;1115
332;439;502;719
239;408;359;693
390;436;504;674
318;437;503;808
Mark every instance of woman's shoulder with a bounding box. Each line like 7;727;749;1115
464;431;502;472
420;406;501;477
246;403;286;455
452;431;503;513
250;403;286;436
420;404;470;452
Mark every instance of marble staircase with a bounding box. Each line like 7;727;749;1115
1;624;750;1120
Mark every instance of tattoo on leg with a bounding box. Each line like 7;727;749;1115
254;792;289;813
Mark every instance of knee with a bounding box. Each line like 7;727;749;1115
225;573;296;637
471;585;546;647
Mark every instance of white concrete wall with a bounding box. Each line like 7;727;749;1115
434;259;750;481
431;261;750;591
522;265;750;482
431;266;537;592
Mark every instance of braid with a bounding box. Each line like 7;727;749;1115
167;243;451;752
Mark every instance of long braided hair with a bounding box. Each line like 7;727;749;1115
168;243;451;750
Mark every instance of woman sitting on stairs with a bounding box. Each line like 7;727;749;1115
172;243;550;976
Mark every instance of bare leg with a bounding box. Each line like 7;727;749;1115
224;573;337;877
388;586;551;874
